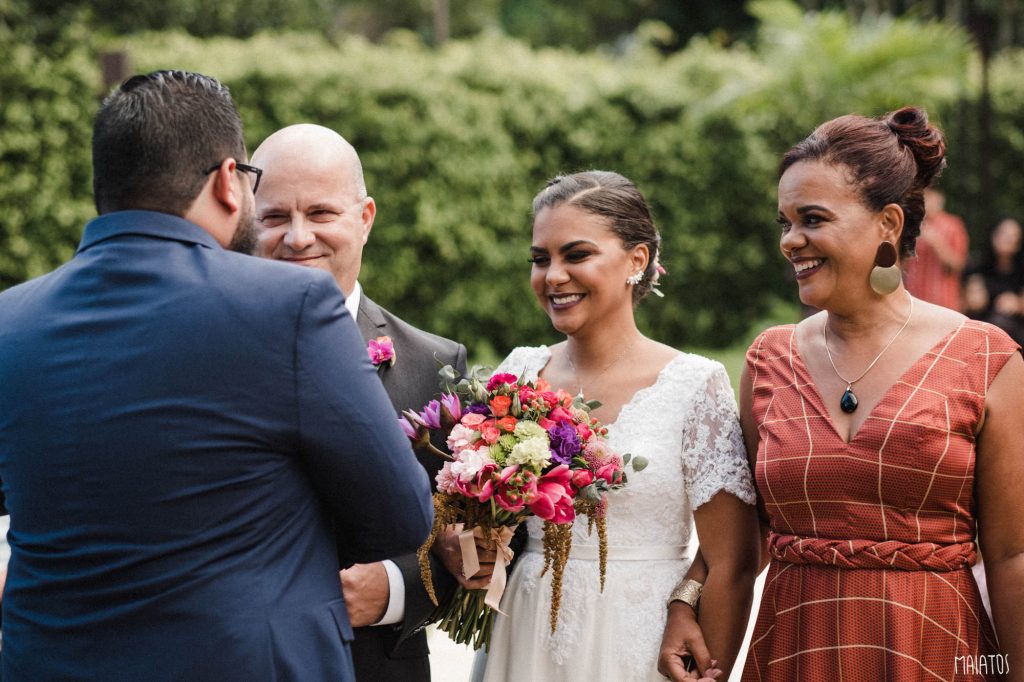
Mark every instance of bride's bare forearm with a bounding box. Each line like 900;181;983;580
698;567;756;676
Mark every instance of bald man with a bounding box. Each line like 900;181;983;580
252;125;467;681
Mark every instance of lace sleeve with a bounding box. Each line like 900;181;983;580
495;346;549;382
681;363;756;509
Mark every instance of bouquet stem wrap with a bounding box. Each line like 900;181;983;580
456;523;517;612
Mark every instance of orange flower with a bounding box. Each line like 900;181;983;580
498;416;518;432
489;395;512;418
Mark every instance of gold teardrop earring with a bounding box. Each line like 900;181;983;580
869;241;901;295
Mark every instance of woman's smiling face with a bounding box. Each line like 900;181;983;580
530;203;642;336
777;160;890;310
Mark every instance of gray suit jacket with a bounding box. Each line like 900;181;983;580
350;294;468;682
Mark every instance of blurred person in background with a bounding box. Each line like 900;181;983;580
903;187;968;311
964;217;1024;345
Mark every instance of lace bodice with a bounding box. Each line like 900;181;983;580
480;346;756;678
499;345;755;548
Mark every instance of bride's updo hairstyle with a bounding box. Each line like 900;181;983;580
533;170;662;304
779;106;947;259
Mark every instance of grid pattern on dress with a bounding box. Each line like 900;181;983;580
741;320;1019;682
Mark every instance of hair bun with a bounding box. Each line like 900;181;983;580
884;106;947;187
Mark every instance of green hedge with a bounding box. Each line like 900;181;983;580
1;0;992;358
0;2;99;289
117;30;789;356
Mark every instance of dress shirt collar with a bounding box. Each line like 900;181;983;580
345;281;362;321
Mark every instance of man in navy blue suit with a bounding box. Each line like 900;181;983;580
0;70;433;681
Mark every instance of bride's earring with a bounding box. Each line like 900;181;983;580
626;272;644;286
869;241;900;296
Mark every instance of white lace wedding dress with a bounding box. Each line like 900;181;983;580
472;346;756;682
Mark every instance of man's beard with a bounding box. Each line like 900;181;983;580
228;198;258;254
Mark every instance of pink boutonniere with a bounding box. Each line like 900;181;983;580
368;336;396;369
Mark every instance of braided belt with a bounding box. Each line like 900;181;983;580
769;532;976;572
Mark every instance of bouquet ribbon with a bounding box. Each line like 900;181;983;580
456;523;517;612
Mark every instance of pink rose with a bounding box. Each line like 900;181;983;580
527;465;575;524
548;406;573;423
571;469;594;490
480;420;501;445
538;417;557;430
575;422;593;441
461;413;486;428
538;391;559;409
596;462;624;486
518;386;537;404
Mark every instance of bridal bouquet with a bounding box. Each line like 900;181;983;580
400;367;646;650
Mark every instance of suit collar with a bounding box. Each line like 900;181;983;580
357;295;396;384
356;294;388;342
77;210;222;254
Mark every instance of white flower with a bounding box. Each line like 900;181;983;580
513;420;547;441
450;448;495;482
446;423;479;454
435;462;458;493
508;437;552;470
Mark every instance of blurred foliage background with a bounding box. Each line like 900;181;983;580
3;0;1023;359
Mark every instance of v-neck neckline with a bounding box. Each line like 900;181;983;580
534;346;685;428
789;320;966;445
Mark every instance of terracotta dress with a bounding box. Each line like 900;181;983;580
742;320;1019;682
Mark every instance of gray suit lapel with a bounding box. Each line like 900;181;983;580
357;295;401;394
356;295;388;343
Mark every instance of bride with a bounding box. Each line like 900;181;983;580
472;171;759;681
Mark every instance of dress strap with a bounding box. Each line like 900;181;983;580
769;532;976;571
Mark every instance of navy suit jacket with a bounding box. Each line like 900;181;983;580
0;211;433;681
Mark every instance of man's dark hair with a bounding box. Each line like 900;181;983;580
92;70;246;216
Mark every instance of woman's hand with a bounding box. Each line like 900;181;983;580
658;603;722;681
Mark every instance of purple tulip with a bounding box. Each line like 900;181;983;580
398;416;416;440
419;400;442;429
440;393;462;422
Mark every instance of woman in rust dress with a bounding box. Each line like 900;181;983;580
737;108;1024;681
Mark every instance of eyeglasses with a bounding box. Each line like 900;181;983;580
203;161;263;194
